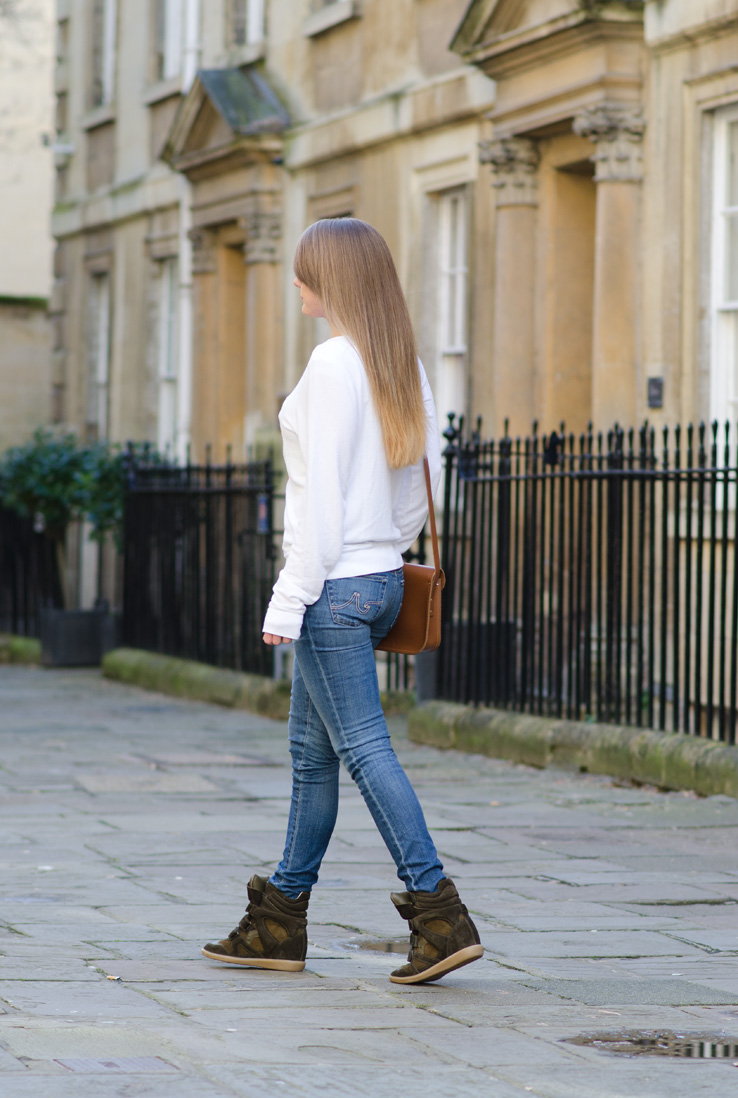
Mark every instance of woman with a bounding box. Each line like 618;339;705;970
202;218;482;985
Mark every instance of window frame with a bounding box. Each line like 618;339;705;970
87;271;111;440
156;257;179;456
435;186;470;430
90;0;117;109
154;0;183;83
228;0;266;48
710;103;738;427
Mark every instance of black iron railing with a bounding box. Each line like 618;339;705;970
0;503;63;636
121;459;276;676
438;418;738;744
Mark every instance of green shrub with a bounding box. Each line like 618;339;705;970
0;430;167;604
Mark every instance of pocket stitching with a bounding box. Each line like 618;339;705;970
331;592;383;616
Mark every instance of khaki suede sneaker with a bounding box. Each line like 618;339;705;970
389;877;483;984
202;874;309;971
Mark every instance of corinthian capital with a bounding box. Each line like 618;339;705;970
242;210;282;265
188;228;217;274
573;104;646;182
479;137;540;207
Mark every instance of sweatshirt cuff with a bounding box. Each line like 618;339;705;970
262;604;304;641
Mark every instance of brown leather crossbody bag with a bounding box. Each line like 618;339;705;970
376;458;445;655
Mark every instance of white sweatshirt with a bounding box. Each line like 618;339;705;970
262;336;442;640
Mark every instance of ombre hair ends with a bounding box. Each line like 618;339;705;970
294;218;427;470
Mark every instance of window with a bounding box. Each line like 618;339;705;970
90;0;117;107
711;106;738;426
229;0;265;47
87;273;111;440
156;258;179;455
436;188;469;430
154;0;183;81
303;0;359;38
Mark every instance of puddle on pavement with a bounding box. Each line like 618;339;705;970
567;1031;738;1060
350;939;408;954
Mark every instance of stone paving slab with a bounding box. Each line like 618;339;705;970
3;666;738;1097
204;1063;532;1098
519;977;738;1006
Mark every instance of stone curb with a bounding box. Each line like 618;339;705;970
101;647;415;721
102;647;293;720
408;701;738;799
0;634;41;665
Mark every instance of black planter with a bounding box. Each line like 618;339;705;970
40;607;120;667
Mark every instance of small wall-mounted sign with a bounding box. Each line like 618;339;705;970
647;377;664;409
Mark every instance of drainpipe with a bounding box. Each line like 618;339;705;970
176;0;200;464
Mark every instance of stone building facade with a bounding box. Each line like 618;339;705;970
50;0;738;465
456;0;738;437
0;0;55;450
51;0;493;467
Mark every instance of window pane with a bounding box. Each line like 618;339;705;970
102;0;116;103
454;265;465;351
161;0;181;80
448;196;459;270
728;120;738;207
91;0;105;106
158;379;178;455
231;0;246;45
159;259;178;379
438;353;465;426
439;190;467;354
247;0;265;43
91;0;116;106
88;274;110;437
725;212;738;302
715;311;738;421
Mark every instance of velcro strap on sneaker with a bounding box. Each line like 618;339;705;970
390;891;415;920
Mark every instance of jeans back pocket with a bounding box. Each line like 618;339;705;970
326;575;388;627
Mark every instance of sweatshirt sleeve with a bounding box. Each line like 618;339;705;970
393;367;442;555
262;355;361;639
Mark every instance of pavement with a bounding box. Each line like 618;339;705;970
1;667;738;1098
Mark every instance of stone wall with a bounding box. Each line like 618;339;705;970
0;1;55;449
0;300;51;450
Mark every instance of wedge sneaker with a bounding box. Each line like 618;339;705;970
202;874;308;971
389;877;483;984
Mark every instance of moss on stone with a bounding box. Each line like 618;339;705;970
0;635;42;665
103;647;293;720
456;710;552;768
409;700;738;800
408;701;465;749
380;690;416;717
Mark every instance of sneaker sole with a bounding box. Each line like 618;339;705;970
388;944;484;985
201;948;305;971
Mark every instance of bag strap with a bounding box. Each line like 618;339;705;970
423;457;441;576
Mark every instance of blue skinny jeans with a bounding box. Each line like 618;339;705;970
269;568;445;897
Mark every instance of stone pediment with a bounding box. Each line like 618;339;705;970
162;68;290;180
452;0;644;74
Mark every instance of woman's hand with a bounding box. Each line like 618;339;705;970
263;633;292;646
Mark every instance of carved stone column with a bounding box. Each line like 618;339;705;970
188;228;217;274
187;227;222;458
574;104;646;428
241;209;284;444
243;211;282;265
480;137;540;206
480;137;540;435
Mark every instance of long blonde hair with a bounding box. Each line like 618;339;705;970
294;218;426;469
